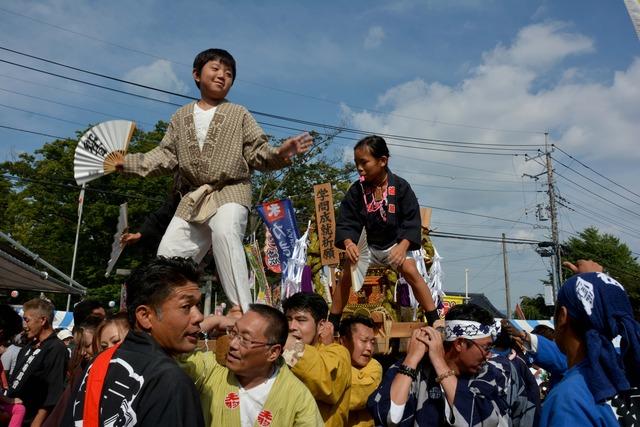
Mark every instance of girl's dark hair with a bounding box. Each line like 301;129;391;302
0;304;22;342
192;48;236;88
354;135;390;159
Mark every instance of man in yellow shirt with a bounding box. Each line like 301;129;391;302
180;304;323;426
282;292;352;427
339;316;382;427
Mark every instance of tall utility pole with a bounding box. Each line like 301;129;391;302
544;132;561;304
524;132;560;305
502;233;512;319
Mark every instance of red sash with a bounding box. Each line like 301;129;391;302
0;359;7;390
82;343;121;427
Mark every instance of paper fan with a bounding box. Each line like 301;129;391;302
74;120;136;185
105;203;128;277
350;229;371;292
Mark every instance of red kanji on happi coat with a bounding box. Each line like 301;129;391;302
257;410;273;426
224;392;240;409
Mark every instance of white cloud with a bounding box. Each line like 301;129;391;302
123;59;189;100
364;26;385;49
481;22;593;71
348;22;639;162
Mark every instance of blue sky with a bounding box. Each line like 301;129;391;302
1;0;639;313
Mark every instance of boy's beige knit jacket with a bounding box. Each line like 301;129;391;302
123;101;288;223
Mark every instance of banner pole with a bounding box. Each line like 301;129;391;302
67;184;86;311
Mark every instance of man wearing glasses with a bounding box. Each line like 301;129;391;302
368;304;522;426
181;304;322;426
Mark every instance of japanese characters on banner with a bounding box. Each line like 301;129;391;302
257;199;300;281
313;183;340;265
263;227;281;273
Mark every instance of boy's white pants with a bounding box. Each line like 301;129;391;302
157;202;251;312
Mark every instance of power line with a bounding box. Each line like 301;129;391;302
0;58;184;107
423;204;539;226
0;87;156;127
411;182;541;194
0;103;87;127
444;252;504;263
0;124;65;140
553;169;640;220
0;47;543;153
557;198;640;241
430;230;541;244
0;59;527;157
2;173;166;203
552;155;640;208
553;172;640;230
0;23;543;135
0;71;170;115
554;145;640;200
402;169;531;185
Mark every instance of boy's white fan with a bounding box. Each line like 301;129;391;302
350;229;371;292
74;120;136;185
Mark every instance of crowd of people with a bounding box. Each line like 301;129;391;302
1;46;639;426
1;257;639;426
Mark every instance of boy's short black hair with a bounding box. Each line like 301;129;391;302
339;315;375;340
0;304;23;342
125;256;200;327
531;324;555;341
248;304;288;346
493;330;513;350
73;299;105;325
445;303;494;325
192;48;236;88
282;292;328;324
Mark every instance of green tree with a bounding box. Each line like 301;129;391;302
562;227;640;320
1;125;354;308
519;294;555;319
1;122;173;307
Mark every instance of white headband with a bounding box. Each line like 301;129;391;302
444;320;499;341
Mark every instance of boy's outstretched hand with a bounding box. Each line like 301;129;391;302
278;132;313;161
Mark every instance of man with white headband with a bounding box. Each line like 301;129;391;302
368;304;531;426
